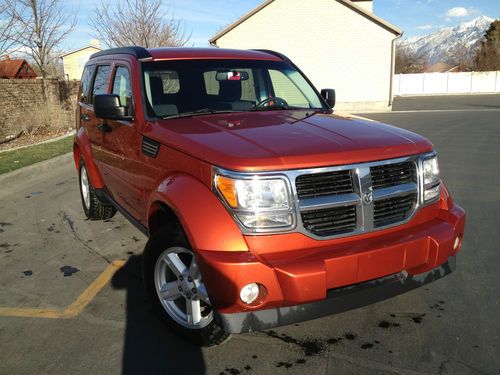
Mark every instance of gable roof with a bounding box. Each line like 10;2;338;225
210;0;402;44
0;59;36;78
60;45;102;58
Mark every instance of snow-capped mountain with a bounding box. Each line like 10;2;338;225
399;16;495;65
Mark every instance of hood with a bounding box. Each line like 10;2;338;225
144;110;433;172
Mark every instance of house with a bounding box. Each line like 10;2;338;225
0;57;37;79
209;0;402;111
60;40;102;80
425;62;459;73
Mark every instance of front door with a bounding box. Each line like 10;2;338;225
99;64;144;220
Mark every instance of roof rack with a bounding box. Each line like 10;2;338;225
251;49;290;62
90;46;152;60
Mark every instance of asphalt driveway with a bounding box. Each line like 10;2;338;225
0;96;499;374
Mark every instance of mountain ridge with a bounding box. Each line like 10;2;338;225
398;16;495;65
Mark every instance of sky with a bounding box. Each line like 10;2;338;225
63;0;500;51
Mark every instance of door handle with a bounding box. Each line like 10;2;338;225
80;114;90;122
98;123;112;133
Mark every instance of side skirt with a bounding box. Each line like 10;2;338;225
94;188;149;237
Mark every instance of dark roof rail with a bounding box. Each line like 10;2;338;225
251;49;290;63
90;46;152;60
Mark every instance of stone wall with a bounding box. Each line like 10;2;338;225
0;79;79;137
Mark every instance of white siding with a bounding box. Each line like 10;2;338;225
214;0;396;110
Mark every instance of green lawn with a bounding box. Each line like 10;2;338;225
0;136;73;175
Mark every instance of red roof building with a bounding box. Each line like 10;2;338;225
0;58;37;79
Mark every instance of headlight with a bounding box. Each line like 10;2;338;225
422;154;440;202
214;171;294;231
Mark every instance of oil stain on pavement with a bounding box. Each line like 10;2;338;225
60;266;80;277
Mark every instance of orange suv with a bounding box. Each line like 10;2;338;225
74;47;465;346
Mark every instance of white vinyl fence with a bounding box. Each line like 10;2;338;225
394;71;500;96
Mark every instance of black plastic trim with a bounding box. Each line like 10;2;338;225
90;46;152;60
218;256;456;333
94;188;149;236
142;136;160;158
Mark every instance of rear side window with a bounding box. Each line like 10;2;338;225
80;65;95;104
91;65;111;103
112;67;132;115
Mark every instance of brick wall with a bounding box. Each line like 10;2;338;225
0;79;79;137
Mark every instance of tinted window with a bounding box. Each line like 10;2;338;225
80;65;95;104
92;65;111;103
112;67;132;115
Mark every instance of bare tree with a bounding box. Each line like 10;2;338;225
90;0;190;48
443;41;478;72
3;0;76;79
0;0;20;57
395;47;425;74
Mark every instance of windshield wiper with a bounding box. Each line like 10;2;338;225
250;106;289;112
163;108;240;119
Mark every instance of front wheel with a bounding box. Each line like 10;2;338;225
143;225;230;346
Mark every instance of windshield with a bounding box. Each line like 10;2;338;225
142;59;324;119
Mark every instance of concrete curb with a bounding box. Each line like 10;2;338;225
0;152;73;187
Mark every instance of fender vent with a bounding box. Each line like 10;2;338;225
142;136;160;158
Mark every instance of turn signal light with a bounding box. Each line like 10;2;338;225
215;175;238;208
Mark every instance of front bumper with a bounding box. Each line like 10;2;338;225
219;256;455;333
195;202;465;333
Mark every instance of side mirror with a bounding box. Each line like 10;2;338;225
94;94;132;121
321;89;336;108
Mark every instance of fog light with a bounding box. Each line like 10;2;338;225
453;236;461;250
240;283;260;304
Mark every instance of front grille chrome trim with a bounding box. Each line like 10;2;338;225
299;193;360;212
372;182;418;200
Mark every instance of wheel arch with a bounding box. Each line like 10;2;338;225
147;174;248;252
74;128;105;188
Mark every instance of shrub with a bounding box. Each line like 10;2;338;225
16;96;72;138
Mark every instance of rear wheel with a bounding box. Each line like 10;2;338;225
78;161;116;221
143;225;230;346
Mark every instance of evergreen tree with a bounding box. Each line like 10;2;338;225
475;20;500;71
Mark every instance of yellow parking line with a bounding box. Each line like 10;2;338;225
0;260;126;319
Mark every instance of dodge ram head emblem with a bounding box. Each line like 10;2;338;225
362;191;373;204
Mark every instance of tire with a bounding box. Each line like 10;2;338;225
143;224;230;346
78;160;116;221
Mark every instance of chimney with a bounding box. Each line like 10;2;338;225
351;0;373;13
90;39;100;48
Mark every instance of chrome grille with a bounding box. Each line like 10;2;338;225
301;205;357;236
374;193;417;227
371;162;417;189
294;157;420;238
296;170;353;199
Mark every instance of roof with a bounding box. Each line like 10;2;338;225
209;0;402;44
425;62;458;73
60;44;102;58
0;59;36;78
90;47;283;62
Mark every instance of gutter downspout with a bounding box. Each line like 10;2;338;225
389;32;403;108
